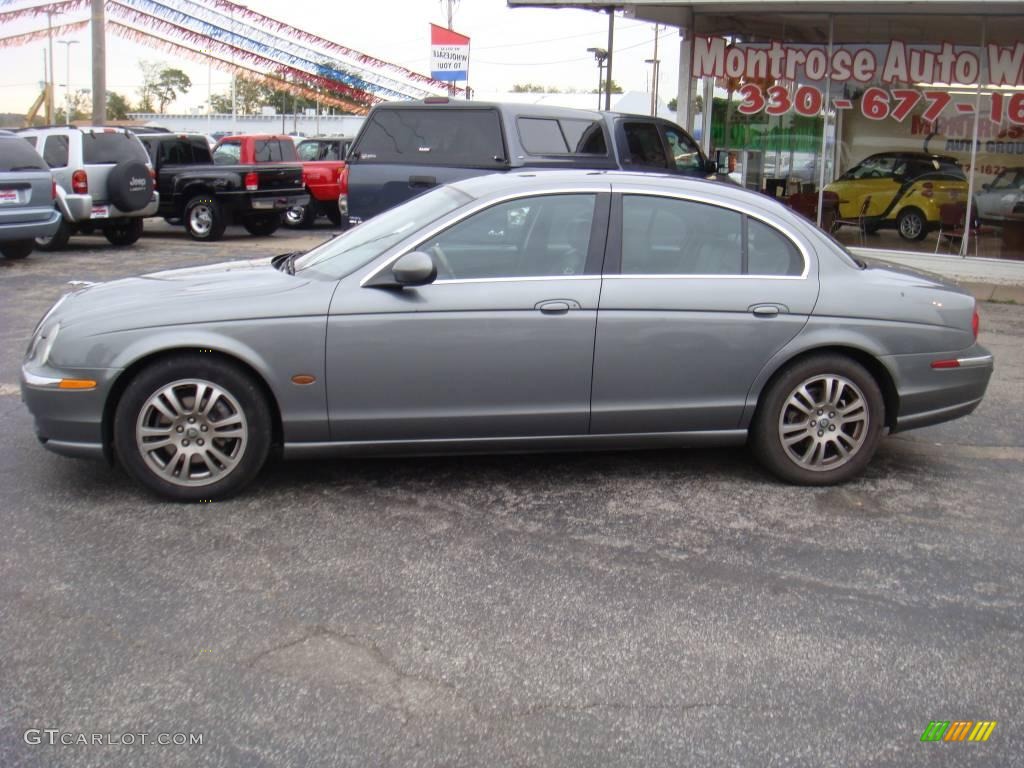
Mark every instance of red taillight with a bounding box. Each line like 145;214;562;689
920;182;934;198
51;179;57;200
338;164;348;194
71;169;88;194
972;306;980;340
149;167;156;181
931;359;960;369
244;171;258;191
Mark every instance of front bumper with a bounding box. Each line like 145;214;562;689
20;362;118;461
884;342;994;432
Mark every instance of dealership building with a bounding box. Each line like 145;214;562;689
510;0;1024;260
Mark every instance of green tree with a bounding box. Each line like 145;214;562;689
55;89;91;123
512;83;546;93
106;91;131;120
154;68;192;113
592;79;623;95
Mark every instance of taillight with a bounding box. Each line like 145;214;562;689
244;172;258;191
149;167;156;181
920;182;934;198
51;179;57;200
338;164;348;194
71;169;88;194
972;306;980;340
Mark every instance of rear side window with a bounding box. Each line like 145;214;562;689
43;135;69;168
22;136;38;149
253;140;298;162
160;140;193;165
517;117;608;156
0;138;48;171
621;195;804;277
623;123;667;169
355;108;505;166
82;132;149;165
297;141;320;161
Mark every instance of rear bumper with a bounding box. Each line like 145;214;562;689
0;209;61;240
884;343;994;432
60;193;159;222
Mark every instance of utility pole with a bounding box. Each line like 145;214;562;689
446;0;457;97
58;40;79;123
604;7;615;112
91;0;105;124
230;6;237;132
46;12;55;123
646;23;660;116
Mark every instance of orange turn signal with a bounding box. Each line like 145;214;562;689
58;379;97;390
291;374;316;385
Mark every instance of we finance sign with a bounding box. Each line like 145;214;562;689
431;24;470;82
693;37;1024;125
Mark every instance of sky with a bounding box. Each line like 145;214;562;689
0;0;680;115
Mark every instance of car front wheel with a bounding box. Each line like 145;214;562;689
243;214;281;237
284;203;315;228
114;354;272;501
34;217;71;251
751;354;885;485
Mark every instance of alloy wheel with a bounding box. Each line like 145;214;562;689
135;378;248;487
189;205;213;237
777;374;869;472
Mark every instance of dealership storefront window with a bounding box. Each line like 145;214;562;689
695;16;1024;260
508;2;1024;261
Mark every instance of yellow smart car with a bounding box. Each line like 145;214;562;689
826;152;968;241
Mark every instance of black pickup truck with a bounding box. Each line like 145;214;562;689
136;133;308;241
343;99;723;224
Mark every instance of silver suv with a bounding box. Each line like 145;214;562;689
18;126;158;250
0;131;61;259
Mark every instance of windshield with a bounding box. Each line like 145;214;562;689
294;186;473;278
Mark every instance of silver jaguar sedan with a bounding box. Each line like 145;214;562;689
21;170;993;500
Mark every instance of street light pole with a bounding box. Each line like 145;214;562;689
58;40;80;123
587;47;608;111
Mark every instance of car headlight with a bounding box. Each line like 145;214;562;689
27;322;60;366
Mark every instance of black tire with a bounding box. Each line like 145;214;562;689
103;217;144;246
184;196;227;242
284;203;315;229
107;160;155;212
243;214;281;237
34;216;71;251
0;239;34;259
324;205;346;228
897;207;928;241
750;354;885;486
113;354;272;501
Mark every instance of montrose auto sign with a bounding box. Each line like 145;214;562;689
693;37;1024;124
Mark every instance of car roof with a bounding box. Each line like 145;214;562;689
448;168;749;200
217;134;292;140
370;99;665;123
863;151;959;163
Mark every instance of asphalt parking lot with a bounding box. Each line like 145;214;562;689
2;220;1023;767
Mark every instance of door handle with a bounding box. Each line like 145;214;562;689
537;300;571;314
750;304;782;317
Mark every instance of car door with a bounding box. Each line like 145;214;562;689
591;189;819;434
325;190;609;442
831;155;901;219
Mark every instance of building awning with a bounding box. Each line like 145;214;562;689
507;1;1024;44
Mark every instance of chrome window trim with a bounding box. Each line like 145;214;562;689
602;273;806;282
614;186;812;280
955;355;994;369
359;186;609;287
433;275;599;286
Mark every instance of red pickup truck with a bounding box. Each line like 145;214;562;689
212;134;349;230
286;136;352;228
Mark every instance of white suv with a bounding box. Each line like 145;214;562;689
18;126;158;249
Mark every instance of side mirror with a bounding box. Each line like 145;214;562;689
391;251;437;287
705;159;719;174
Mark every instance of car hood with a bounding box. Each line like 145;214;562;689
51;257;327;333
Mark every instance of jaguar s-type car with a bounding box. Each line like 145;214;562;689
21;171;993;500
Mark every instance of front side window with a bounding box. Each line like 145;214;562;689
418;194;596;280
620;195;804;277
297;141;320;161
662;126;703;172
622;122;667;169
43;135;69;168
213;142;240;165
846;155;899;180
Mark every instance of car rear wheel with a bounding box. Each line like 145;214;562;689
0;240;34;259
185;196;227;241
243;214;281;237
897;207;927;241
284;203;315;228
751;354;885;485
114;354;272;501
325;205;346;227
103;217;144;246
34;217;71;251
